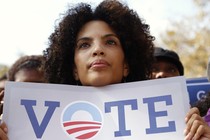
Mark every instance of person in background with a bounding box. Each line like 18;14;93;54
151;47;184;79
192;57;210;126
0;1;209;140
0;74;7;93
0;55;46;119
7;55;45;82
0;74;7;118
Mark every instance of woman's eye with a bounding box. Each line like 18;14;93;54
78;42;90;49
106;40;116;45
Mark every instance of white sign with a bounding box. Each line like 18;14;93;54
3;76;189;140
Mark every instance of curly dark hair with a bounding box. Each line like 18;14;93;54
192;91;210;117
44;0;155;85
8;55;45;81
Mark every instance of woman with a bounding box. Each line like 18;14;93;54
44;1;154;85
0;0;209;139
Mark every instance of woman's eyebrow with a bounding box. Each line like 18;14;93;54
102;34;118;38
76;33;118;43
76;37;92;43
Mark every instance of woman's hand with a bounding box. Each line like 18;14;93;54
185;107;210;140
0;122;8;140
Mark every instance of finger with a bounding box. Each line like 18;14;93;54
189;119;203;138
0;122;8;134
192;124;205;140
185;107;200;123
184;112;204;138
185;132;193;140
0;122;8;140
184;117;199;137
186;113;202;132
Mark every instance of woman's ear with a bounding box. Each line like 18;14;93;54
123;62;129;77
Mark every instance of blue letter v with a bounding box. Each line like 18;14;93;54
21;99;60;138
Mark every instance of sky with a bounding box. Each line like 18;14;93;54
0;0;196;66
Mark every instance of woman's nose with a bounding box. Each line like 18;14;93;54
93;51;104;56
92;43;105;56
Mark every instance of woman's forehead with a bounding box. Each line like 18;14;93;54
77;20;116;39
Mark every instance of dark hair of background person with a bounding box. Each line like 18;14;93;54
8;55;45;81
0;73;7;92
153;47;184;76
44;0;155;85
192;60;210;117
192;92;210;117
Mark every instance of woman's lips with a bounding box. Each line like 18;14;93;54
90;59;110;69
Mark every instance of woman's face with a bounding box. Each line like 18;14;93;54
74;20;129;86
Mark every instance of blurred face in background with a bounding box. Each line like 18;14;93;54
14;69;45;83
151;59;180;79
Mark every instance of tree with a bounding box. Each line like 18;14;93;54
159;0;210;78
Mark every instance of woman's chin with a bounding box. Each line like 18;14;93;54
82;79;114;87
87;81;111;87
80;74;122;87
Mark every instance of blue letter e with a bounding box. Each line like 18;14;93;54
21;99;60;138
143;95;176;134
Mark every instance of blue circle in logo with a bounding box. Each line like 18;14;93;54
61;101;103;139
